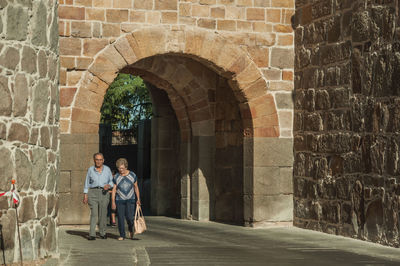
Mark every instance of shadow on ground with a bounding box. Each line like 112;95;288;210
65;229;142;240
57;217;400;266
65;230;118;240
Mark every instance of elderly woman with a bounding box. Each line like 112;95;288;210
111;158;141;240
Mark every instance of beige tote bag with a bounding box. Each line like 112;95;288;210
134;205;147;235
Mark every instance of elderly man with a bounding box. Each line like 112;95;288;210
83;153;114;240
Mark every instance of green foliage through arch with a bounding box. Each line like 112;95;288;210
100;74;152;132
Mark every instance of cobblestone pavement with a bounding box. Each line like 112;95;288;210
55;217;400;266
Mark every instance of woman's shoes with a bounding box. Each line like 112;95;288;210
117;232;133;240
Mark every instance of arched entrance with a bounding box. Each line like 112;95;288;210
59;26;292;226
123;55;246;223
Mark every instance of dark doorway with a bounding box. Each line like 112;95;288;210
99;74;153;213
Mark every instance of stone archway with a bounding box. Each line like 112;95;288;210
66;26;278;136
59;26;293;226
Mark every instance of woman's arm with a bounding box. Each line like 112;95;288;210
134;182;141;205
111;184;117;209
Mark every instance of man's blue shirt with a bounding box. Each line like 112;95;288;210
83;165;113;193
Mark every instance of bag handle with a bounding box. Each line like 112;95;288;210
138;205;144;217
134;204;140;220
134;204;144;220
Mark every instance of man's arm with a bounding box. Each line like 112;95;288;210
103;167;114;190
83;169;90;204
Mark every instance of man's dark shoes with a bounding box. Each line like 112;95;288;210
100;235;107;239
88;236;96;241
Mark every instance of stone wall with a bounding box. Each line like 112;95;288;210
150;86;181;217
59;134;97;224
57;0;296;226
58;0;295;137
294;0;400;246
215;77;244;224
0;0;59;263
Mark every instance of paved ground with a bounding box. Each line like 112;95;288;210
55;216;400;266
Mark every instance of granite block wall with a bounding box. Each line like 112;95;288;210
294;0;400;247
0;0;60;263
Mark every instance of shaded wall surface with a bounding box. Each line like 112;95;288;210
59;134;98;224
137;119;152;212
150;85;181;218
0;0;59;263
214;77;244;224
294;0;400;246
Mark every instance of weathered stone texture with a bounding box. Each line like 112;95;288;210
33;79;50;122
294;0;400;247
0;147;13;191
46;166;57;192
13;74;29;116
36;194;47;218
43;217;57;252
0;75;12;116
0;209;16;263
31;147;48;190
8;122;29;142
0;122;7;139
47;194;56;215
33;225;45;259
0;0;59;263
0;46;20;70
18;196;35;223
6;5;29;41
32;1;48;46
21;226;34;261
15;149;32;191
49;9;59;53
21;46;38;73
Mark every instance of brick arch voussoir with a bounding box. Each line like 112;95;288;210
132;55;215;124
70;107;101;134
75;26;278;136
122;67;192;143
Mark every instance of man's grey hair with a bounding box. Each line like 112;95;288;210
93;152;104;159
